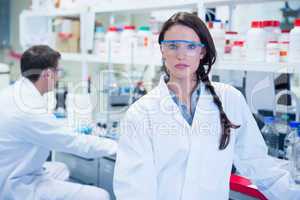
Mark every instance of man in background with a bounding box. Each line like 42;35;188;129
0;45;117;200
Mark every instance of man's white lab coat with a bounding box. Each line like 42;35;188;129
0;77;117;200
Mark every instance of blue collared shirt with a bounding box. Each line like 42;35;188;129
168;81;201;126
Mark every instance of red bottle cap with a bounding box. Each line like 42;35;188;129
294;19;300;27
263;20;273;27
108;26;117;32
124;25;135;30
273;20;280;27
225;31;238;35
251;21;262;28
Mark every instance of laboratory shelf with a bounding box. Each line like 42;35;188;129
61;53;109;64
21;9;84;17
61;53;84;62
61;53;162;66
61;53;300;74
92;0;198;13
214;60;299;74
203;0;298;7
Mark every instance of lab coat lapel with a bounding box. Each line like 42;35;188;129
181;85;221;199
158;76;192;129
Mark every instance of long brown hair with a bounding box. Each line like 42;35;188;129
159;12;240;150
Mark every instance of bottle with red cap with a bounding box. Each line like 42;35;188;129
93;26;106;56
120;25;137;60
231;40;245;61
289;18;300;63
266;41;279;63
246;21;266;62
224;31;238;60
273;20;281;35
279;30;290;63
263;20;281;43
210;20;225;60
106;26;121;60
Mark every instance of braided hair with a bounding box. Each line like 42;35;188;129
158;12;240;150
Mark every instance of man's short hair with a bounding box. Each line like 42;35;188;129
21;45;61;83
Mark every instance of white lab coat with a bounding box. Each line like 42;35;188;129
0;77;117;200
114;76;300;200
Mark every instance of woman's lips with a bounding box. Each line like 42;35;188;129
174;64;189;69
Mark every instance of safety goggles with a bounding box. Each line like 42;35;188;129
161;40;205;57
50;67;64;78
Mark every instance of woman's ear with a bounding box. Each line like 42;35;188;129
42;69;51;79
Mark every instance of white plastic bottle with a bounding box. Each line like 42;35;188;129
279;30;290;62
263;20;273;42
136;26;152;58
272;20;281;40
210;20;225;60
263;20;280;43
106;26;120;60
246;21;267;62
149;17;161;61
289;19;300;63
93;26;106;56
120;25;136;60
279;30;290;43
224;31;238;60
231;40;243;61
266;41;280;63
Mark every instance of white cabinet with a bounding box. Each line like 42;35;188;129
20;9;85;50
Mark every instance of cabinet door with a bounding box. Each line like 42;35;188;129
98;157;116;200
55;152;98;186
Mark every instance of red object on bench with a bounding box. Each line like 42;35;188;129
230;174;268;200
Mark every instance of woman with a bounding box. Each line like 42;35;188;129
113;12;300;200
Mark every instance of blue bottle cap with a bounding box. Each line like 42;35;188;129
96;26;105;33
264;116;274;124
116;27;123;32
289;121;300;128
77;126;93;135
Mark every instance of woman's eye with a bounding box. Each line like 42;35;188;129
187;44;197;50
168;44;178;50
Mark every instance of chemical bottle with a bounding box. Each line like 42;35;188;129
93;26;106;55
284;121;300;160
289;18;300;63
246;21;266;62
120;25;136;60
106;26;120;60
210;20;225;60
261;116;279;157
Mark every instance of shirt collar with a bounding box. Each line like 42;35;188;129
20;77;44;98
161;75;201;99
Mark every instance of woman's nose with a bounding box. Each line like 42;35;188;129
175;48;187;59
